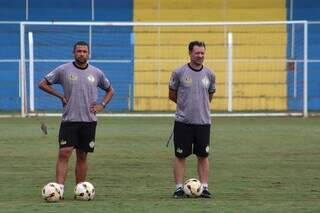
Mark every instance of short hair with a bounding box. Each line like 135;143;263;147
73;41;89;53
188;41;206;52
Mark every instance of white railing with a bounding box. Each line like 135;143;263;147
1;21;311;117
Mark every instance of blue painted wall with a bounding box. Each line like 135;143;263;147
287;0;320;111
0;0;133;112
0;1;26;21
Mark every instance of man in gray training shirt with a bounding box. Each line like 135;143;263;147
169;41;216;199
39;41;114;199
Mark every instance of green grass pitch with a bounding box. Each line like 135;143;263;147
0;117;319;212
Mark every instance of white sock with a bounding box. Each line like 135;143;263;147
202;183;208;189
176;184;183;189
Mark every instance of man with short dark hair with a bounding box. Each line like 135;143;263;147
39;41;114;199
169;40;216;198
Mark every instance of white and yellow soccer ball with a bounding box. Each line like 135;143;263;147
74;181;95;201
42;182;62;202
183;178;203;198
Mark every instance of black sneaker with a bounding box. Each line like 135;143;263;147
173;187;185;199
201;188;212;198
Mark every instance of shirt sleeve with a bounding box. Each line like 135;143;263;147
44;66;62;84
98;70;111;90
208;72;216;93
169;71;179;91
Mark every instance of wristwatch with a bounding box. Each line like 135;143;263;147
101;101;106;108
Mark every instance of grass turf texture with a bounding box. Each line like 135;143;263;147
0;117;319;212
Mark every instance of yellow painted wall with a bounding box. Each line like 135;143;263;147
134;0;287;111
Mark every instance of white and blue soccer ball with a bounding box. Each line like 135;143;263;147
183;178;203;197
74;181;95;201
42;182;62;202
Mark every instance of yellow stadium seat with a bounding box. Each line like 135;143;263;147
133;0;287;111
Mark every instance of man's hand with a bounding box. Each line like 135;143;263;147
90;103;104;114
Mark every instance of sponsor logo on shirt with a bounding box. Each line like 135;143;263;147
69;74;78;81
87;75;95;83
182;74;192;85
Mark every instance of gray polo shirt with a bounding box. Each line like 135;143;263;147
169;63;216;125
45;62;111;122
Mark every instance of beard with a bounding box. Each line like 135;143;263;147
75;56;88;65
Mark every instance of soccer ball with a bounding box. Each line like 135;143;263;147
74;182;95;201
183;178;203;197
42;182;62;202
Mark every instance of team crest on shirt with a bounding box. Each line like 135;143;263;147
202;76;210;88
87;75;95;83
69;74;78;81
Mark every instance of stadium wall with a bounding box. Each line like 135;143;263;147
0;0;319;113
287;0;320;111
0;0;133;112
133;0;287;111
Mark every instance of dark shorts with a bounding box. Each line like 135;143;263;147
173;121;211;158
58;122;97;153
